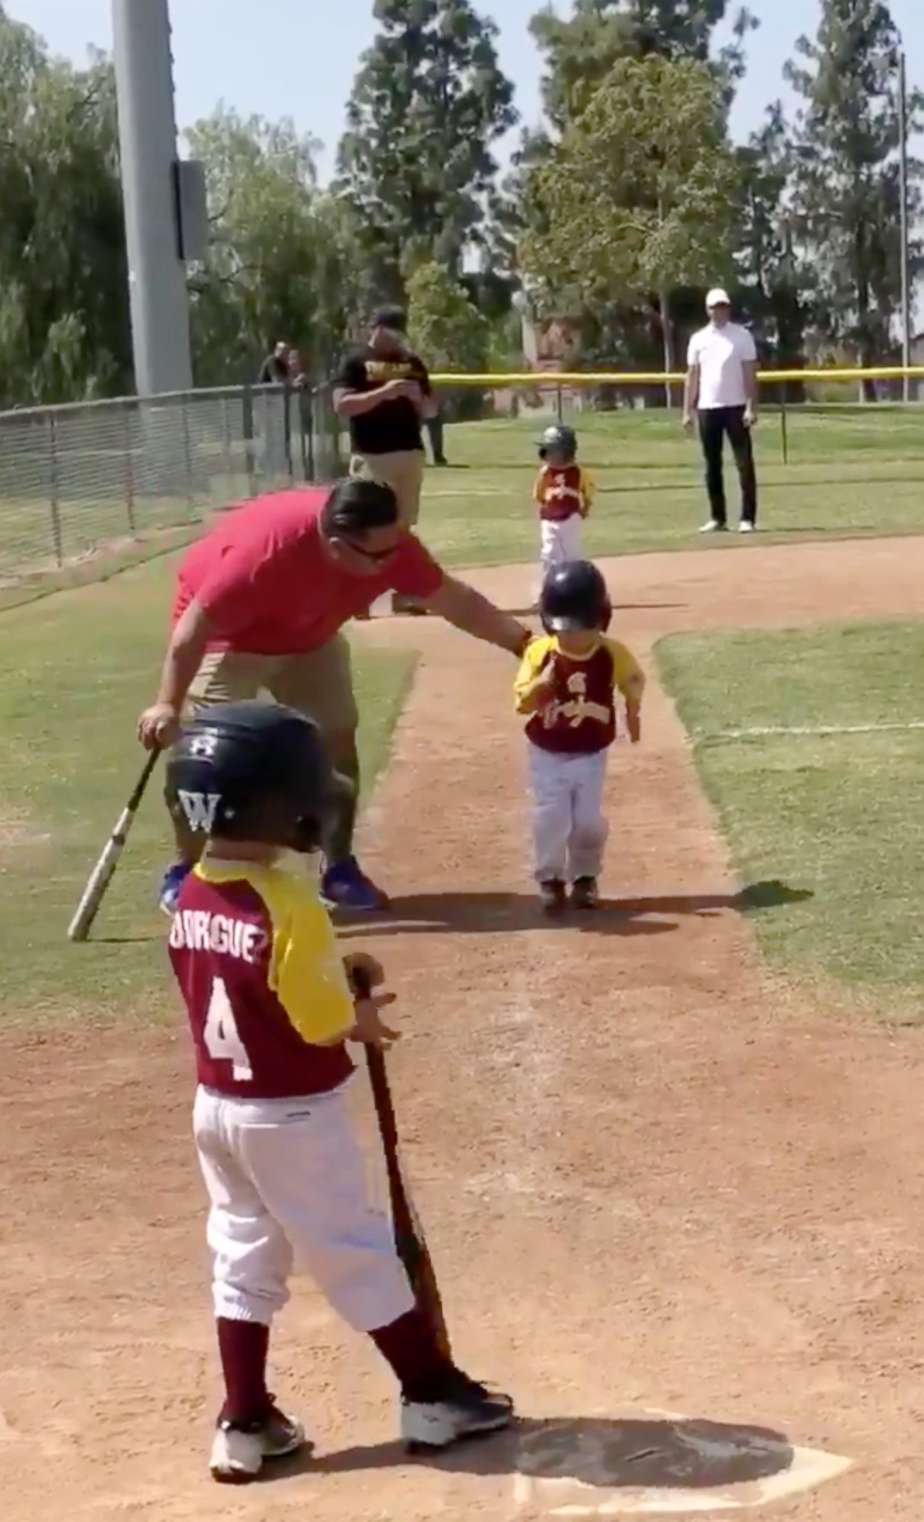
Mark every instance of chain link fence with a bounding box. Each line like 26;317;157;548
0;383;343;606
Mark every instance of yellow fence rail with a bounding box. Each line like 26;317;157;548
431;367;924;386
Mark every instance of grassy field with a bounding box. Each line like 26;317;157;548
0;559;415;1021
657;619;924;1007
423;405;924;568
4;404;924;608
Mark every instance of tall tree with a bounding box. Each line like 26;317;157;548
521;55;739;394
0;8;130;407
336;0;517;297
406;260;489;370
530;0;758;131
186;108;346;383
785;0;923;378
733;105;808;378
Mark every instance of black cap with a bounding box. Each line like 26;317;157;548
371;305;407;332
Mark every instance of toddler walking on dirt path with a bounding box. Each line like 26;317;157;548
515;561;644;914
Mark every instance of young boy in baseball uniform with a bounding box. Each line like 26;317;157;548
533;424;594;578
515;562;644;913
165;700;513;1482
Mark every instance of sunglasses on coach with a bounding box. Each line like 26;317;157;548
342;539;396;563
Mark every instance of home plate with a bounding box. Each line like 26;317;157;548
513;1412;852;1515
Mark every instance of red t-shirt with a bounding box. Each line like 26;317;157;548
172;488;444;653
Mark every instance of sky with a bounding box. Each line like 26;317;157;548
12;0;924;180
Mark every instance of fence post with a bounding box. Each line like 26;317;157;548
306;388;317;481
221;395;233;483
123;405;137;534
780;392;789;465
242;385;256;497
181;398;194;508
298;387;310;480
47;415;63;566
283;383;294;482
555;383;564;422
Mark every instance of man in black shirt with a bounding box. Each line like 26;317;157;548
258;340;291;385
333;307;435;530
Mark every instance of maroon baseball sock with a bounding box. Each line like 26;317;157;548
369;1307;452;1402
216;1318;271;1425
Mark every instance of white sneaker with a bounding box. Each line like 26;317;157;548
699;519;727;533
210;1407;306;1483
401;1370;514;1451
738;520;755;533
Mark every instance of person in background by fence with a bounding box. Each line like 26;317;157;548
683;288;759;534
287;348;308;390
425;408;449;466
334;307;435;613
258;340;291;386
136;477;532;914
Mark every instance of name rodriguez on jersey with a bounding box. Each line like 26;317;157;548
169;908;266;963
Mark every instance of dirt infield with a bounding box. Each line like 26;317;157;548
4;536;924;1520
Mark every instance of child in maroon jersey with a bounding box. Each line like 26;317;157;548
514;562;644;913
533;424;595;584
165;700;513;1482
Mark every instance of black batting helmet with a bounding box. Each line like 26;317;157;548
165;701;351;853
538;424;577;460
540;561;612;633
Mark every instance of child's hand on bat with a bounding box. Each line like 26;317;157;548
350;992;400;1049
344;954;399;1048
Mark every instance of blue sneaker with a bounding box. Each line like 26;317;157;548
321;857;389;912
159;862;191;916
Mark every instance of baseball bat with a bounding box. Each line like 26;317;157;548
67;747;161;942
352;967;452;1358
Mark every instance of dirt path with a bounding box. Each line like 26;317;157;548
3;536;924;1520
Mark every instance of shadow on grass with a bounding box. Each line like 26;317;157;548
337;879;811;938
269;1414;794;1492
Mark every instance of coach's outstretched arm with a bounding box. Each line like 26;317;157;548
424;575;530;656
137;600;212;750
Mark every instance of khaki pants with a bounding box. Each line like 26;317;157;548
349;449;425;527
186;636;358;738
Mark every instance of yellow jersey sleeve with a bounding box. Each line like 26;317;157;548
257;866;354;1045
579;468;595;510
603;638;646;701
514;635;555;712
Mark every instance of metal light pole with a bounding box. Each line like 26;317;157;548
898;50;912;403
112;0;193;394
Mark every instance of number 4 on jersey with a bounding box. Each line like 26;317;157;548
204;977;253;1081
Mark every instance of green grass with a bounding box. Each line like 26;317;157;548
657;619;924;1005
5;404;924;605
418;405;924;568
0;559;415;1021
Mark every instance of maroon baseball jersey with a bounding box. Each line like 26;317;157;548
168;859;355;1099
514;635;643;755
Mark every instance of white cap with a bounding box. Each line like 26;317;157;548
706;287;731;309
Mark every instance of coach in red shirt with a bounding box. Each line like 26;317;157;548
138;477;530;912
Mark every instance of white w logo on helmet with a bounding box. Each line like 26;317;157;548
177;789;222;832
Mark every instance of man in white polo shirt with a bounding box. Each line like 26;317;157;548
683;288;759;533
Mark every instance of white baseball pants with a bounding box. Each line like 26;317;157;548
540;515;584;576
528;742;609;883
193;1083;414;1331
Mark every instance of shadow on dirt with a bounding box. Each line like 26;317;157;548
336;879;812;939
270;1414;794;1492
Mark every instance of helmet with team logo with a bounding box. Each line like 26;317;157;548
165;701;351;852
540;560;612;633
538;424;577;461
